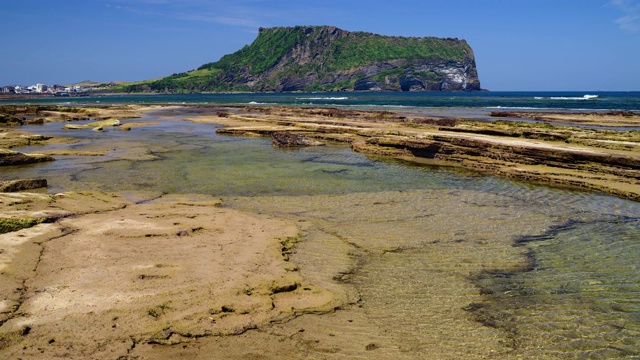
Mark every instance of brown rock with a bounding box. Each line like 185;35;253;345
0;179;47;192
0;149;54;166
271;132;324;147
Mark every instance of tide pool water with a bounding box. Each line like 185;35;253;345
3;109;639;358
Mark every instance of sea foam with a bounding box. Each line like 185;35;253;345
296;97;349;100
546;95;599;100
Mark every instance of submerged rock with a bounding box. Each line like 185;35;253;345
271;132;325;147
63;118;120;130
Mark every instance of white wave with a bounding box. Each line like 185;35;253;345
296;97;349;100
344;104;411;108
488;106;626;112
487;106;539;110
547;95;599;100
248;101;267;104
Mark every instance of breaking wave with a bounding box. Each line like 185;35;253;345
536;95;599;100
488;106;540;110
296;97;349;100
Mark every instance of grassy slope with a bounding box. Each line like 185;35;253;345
117;26;471;93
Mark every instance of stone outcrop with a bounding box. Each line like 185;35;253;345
204;106;640;201
138;26;481;93
0;149;54;166
0;179;47;192
0;192;339;358
220;26;480;92
271;132;325;147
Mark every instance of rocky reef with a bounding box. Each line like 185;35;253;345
209;106;640;201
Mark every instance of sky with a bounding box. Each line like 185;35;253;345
1;0;639;91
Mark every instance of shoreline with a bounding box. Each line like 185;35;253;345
2;103;639;200
1;104;639;358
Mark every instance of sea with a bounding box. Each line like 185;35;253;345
2;91;640;358
3;90;640;112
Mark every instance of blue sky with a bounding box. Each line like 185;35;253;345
1;0;639;91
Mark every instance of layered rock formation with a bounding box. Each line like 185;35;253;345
208;106;640;201
126;26;481;93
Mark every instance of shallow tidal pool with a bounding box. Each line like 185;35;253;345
3;111;640;358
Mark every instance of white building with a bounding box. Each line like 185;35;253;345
36;83;48;93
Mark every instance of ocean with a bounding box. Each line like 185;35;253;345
2;92;640;358
3;91;640;113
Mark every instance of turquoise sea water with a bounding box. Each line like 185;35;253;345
3;91;640;112
2;96;640;357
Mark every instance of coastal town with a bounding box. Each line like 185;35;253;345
1;82;114;96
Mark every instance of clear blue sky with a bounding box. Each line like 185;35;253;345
1;0;639;91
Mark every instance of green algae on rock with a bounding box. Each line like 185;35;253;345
0;149;54;166
0;179;47;192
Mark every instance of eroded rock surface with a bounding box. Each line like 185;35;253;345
202;106;640;201
0;192;337;359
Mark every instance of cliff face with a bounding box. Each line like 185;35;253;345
132;26;481;93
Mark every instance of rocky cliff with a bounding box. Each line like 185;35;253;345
126;26;481;93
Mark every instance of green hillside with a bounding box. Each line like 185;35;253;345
119;26;480;93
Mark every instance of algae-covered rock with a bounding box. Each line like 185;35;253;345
271;132;325;147
0;149;54;166
0;217;41;234
0;113;23;126
0;179;47;192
